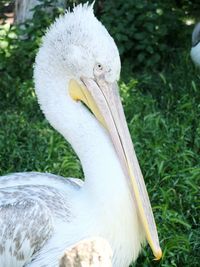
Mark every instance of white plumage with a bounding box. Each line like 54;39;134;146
191;22;200;65
0;3;161;267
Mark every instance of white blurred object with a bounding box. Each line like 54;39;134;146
59;237;112;267
191;22;200;66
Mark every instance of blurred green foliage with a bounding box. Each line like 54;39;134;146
101;1;182;69
0;0;200;267
99;0;199;70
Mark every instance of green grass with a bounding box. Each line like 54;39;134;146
0;23;200;267
126;58;200;266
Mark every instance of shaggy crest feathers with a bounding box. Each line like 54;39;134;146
66;2;95;16
37;2;120;84
48;2;97;36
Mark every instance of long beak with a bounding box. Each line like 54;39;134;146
69;76;162;260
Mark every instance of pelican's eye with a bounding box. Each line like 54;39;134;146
94;63;104;76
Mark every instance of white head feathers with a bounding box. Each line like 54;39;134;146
36;3;120;83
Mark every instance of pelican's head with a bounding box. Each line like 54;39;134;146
34;3;161;260
191;22;200;66
36;3;120;83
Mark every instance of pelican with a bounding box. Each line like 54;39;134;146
0;3;162;267
191;22;200;65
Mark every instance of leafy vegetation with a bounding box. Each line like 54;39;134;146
101;1;182;69
0;1;199;267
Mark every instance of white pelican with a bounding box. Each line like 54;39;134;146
191;22;200;65
0;3;162;267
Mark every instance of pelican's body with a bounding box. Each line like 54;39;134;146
0;141;140;267
0;3;161;267
191;22;200;65
0;97;143;266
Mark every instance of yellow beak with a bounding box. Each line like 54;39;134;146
69;75;162;260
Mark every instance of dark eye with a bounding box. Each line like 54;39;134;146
97;64;103;70
94;63;104;75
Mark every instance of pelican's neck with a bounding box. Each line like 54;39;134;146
35;62;131;203
77;111;128;198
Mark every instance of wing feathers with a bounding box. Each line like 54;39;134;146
0;198;53;267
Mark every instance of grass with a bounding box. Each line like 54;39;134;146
127;57;200;266
0;19;200;267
